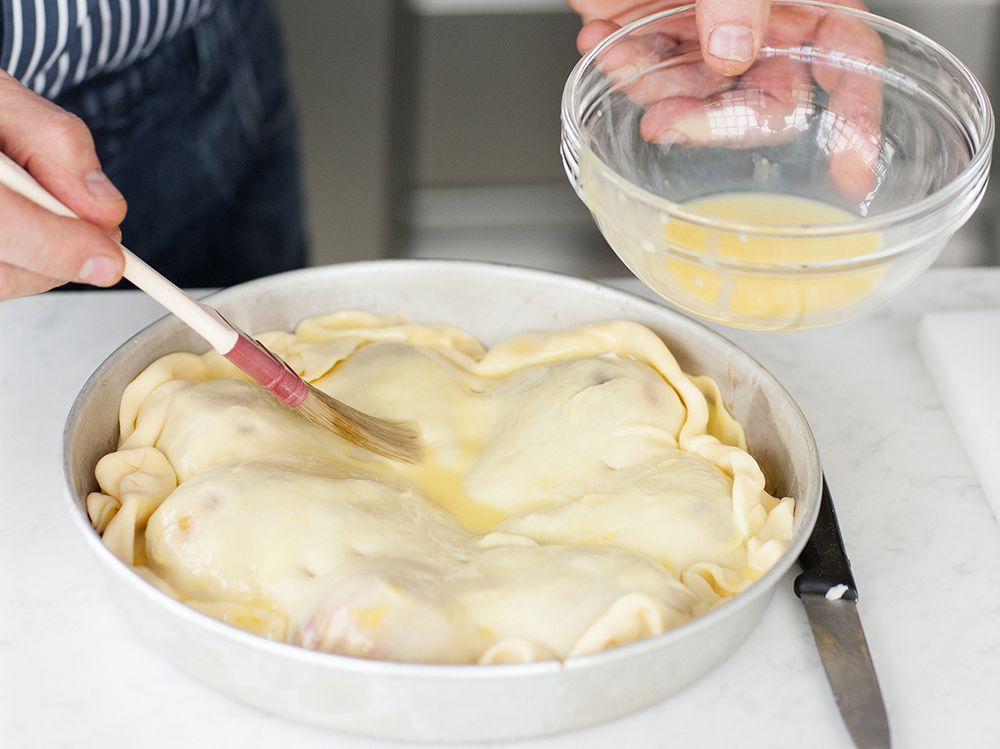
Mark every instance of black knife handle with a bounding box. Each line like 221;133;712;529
794;476;858;602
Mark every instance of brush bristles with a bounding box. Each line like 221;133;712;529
297;383;422;464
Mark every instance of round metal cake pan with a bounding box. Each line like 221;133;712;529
63;259;822;742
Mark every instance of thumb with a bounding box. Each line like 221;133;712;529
697;0;771;76
0;71;127;232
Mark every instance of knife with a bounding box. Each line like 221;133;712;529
794;476;891;749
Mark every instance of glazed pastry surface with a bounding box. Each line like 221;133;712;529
88;311;795;664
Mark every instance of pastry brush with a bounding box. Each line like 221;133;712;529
0;151;420;463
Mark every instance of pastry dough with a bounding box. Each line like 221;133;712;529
88;311;795;664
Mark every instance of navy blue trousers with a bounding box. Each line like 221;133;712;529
54;0;308;289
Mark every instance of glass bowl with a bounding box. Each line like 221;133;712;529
561;0;993;330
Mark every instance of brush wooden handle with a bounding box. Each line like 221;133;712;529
118;249;239;354
0;150;238;353
0;151;420;460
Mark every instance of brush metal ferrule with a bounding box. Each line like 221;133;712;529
224;332;309;407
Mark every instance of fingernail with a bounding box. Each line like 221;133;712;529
85;169;123;201
708;25;754;62
109;226;122;243
653;130;687;145
78;256;120;286
647;113;710;146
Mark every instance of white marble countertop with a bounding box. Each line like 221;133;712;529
2;267;999;748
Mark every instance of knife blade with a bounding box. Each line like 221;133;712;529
794;476;891;749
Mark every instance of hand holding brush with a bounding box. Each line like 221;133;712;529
0;150;420;464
